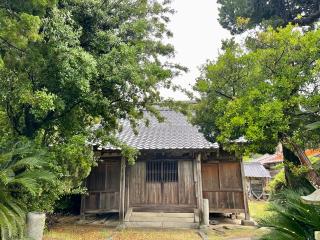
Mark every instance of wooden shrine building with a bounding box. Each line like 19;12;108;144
81;109;249;227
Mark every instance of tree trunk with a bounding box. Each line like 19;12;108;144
283;140;320;189
283;146;300;189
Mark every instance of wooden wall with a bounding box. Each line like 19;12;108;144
128;159;196;208
202;162;245;213
82;150;246;216
83;160;120;213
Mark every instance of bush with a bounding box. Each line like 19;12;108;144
0;141;57;239
259;189;320;240
268;169;286;194
54;194;81;214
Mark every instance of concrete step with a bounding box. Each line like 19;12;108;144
163;221;199;229
125;211;199;229
130;216;195;223
131;212;194;218
125;221;199;229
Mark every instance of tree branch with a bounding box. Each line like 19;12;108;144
214;90;234;100
0;36;25;53
291;10;320;26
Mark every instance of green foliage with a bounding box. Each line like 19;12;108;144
53;194;81;214
268;157;320;196
52;135;94;189
0;0;180;139
306;121;320;130
259;190;320;240
217;0;320;34
0;140;56;239
193;25;320;155
0;0;181;237
268;170;286;194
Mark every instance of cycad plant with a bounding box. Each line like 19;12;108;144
0;140;56;239
259;190;320;240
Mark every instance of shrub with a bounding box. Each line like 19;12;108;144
0;141;56;239
259;190;320;240
268;169;286;194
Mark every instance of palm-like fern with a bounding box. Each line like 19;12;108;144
259;190;320;240
0;141;56;239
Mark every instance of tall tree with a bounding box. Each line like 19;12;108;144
193;26;320;187
0;0;182;213
1;0;180;140
218;0;320;34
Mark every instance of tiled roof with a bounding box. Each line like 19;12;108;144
254;153;283;165
99;110;219;150
254;149;320;165
244;162;271;178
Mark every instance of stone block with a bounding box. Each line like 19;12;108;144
241;219;256;226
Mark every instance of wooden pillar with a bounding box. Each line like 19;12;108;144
194;153;203;216
119;157;126;221
240;158;250;220
125;165;130;212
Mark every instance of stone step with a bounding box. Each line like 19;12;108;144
130;216;195;223
162;221;199;229
131;212;194;218
125;221;199;229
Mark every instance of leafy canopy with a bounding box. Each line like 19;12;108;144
193;25;320;154
0;0;180;140
218;0;320;34
0;0;182;223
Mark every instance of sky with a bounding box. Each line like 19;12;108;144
160;0;231;100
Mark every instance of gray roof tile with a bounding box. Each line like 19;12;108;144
100;110;218;150
244;162;271;178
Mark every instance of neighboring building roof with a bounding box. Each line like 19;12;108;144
254;153;283;165
98;109;219;151
254;149;320;165
305;149;320;158
244;162;271;178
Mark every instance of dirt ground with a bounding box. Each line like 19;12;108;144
44;217;268;240
44;201;270;240
44;224;268;240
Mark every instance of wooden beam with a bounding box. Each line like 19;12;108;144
125;165;130;212
240;158;250;220
194;153;203;217
119;157;126;221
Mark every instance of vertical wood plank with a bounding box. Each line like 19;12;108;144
119;157;126;221
126;166;130;212
240;158;250;220
195;153;203;213
179;160;196;205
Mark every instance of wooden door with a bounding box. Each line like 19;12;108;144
145;159;179;205
202;162;245;212
129;159;196;208
178;160;196;206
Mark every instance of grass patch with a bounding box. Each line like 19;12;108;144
249;200;270;220
44;225;112;240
